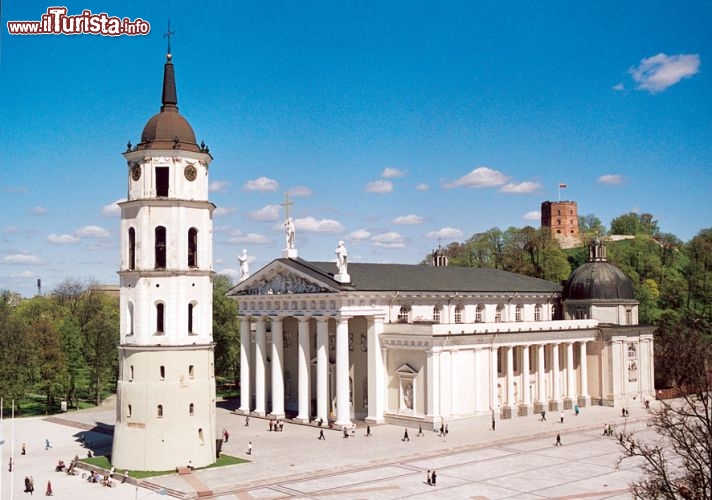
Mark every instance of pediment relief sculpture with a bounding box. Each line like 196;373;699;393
242;271;330;295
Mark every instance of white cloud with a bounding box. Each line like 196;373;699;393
48;234;81;245
3;226;18;234
629;53;700;93
75;225;110;238
247;204;281;221
415;183;429;191
498;181;541;194
426;227;463;239
228;231;271;245
598;174;624;185
11;270;35;278
524;211;541;221
5;253;43;264
219;267;241;281
30;206;47;215
288;186;312;197
347;229;371;240
612;82;625;91
381;167;406;178
209;180;231;193
371;232;406;248
392;214;425;225
365;180;393;194
295;216;343;233
443;166;509;189
214;206;237;217
244;176;279;192
101;198;124;217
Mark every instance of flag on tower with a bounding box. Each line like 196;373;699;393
559;183;567;188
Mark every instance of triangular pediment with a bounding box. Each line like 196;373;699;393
227;259;339;296
395;363;418;376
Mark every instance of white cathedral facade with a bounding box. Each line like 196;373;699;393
112;50;217;470
227;241;655;429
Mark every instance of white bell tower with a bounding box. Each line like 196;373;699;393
112;44;217;470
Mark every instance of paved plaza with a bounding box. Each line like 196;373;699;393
1;398;653;499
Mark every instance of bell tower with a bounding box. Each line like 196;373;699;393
112;43;217;470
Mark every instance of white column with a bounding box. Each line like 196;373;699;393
316;317;329;423
426;348;441;426
270;317;285;418
254;317;266;415
566;342;575;403
522;345;530;406
490;346;498;411
506;346;514;406
579;341;588;397
335;316;352;426
552;343;561;401
239;317;251;413
366;316;385;424
296;317;311;421
537;344;546;403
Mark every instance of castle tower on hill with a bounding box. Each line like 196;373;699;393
111;48;217;470
541;200;580;249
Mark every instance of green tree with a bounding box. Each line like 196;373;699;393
0;302;32;410
29;319;68;411
579;213;606;241
610;212;659;236
685;228;712;319
213;275;240;388
617;311;712;499
58;315;86;409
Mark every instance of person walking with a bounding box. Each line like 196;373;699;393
45;439;51;450
540;410;546;421
491;417;496;431
431;470;437;486
559;411;564;424
245;415;250;426
223;428;229;443
45;480;53;496
366;425;372;437
426;470;432;485
402;428;410;441
417;425;424;437
318;429;325;440
247;442;253;455
22;443;26;455
555;433;562;446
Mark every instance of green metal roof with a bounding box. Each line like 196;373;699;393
282;258;561;294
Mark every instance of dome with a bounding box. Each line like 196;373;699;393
564;260;635;301
135;53;200;153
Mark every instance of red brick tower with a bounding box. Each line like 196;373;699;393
541;201;579;248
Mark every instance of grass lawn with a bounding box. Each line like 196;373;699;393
80;454;247;479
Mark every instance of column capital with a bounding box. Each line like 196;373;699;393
336;314;352;322
297;316;311;323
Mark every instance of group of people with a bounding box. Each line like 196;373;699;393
602;423;615;436
426;469;438;486
268;419;285;432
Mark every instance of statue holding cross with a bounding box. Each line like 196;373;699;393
282;193;296;251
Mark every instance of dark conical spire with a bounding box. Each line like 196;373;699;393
160;53;178;111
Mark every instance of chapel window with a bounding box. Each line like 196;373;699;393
534;304;542;321
628;344;637;358
454;305;463;324
128;404;132;417
188;228;198;267
156;303;165;334
189;403;194;416
160;365;165;380
128;228;136;270
189;365;194;378
398;306;410;323
515;305;523;322
156;167;169;197
625;308;633;325
432;306;441;323
188;303;195;334
157;404;163;418
475;305;484;323
495;305;504;323
155;226;167;269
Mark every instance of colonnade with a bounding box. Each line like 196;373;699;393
238;315;386;426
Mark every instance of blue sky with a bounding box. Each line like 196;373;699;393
1;1;710;297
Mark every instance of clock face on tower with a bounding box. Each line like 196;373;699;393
131;163;141;181
184;164;197;181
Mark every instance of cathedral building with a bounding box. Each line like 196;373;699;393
227;237;653;428
112;48;217;470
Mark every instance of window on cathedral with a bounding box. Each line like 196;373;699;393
625;308;633;325
513;347;518;372
432;306;441;323
515;305;523;322
454;305;463;324
497;348;502;374
128;227;136;270
155;226;167;269
128;302;135;335
128;404;132;417
628;344;637;358
198;428;204;444
188;228;198;267
157;404;163;418
189;403;194;416
156;303;165;334
130;365;134;381
156;167;169;197
557;210;561;216
534;304;542;321
398;306;410;323
495;305;503;323
189;365;194;378
475;305;484;323
160;365;165;380
188;303;194;334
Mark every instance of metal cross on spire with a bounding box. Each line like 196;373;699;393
281;192;294;220
164;20;175;55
